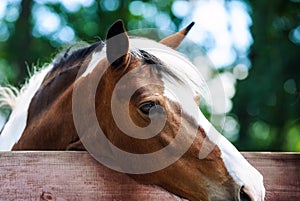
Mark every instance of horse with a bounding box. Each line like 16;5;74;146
0;20;265;201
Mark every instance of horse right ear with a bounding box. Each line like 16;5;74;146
160;22;195;49
106;20;130;69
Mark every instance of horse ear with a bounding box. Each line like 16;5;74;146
106;19;129;68
160;22;195;49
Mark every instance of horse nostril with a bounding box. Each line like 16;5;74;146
239;186;252;201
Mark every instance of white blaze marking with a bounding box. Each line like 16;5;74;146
0;64;53;151
149;44;265;200
162;77;265;200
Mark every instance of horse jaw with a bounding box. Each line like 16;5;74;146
179;105;265;201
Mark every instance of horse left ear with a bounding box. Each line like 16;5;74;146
160;22;195;49
106;19;130;69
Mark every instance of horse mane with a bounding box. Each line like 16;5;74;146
0;63;44;112
51;41;104;73
0;86;20;110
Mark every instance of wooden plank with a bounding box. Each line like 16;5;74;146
0;151;185;201
241;152;300;201
0;152;299;201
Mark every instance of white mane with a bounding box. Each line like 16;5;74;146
0;66;44;111
0;86;20;110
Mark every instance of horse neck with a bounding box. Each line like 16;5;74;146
14;60;111;150
11;44;107;150
12;67;84;150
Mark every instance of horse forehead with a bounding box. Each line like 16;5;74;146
114;64;165;101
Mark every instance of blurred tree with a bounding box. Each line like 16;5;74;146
233;0;300;151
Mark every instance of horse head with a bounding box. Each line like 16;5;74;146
72;20;265;201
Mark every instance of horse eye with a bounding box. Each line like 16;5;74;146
139;101;156;115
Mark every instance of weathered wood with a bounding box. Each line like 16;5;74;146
0;151;185;201
241;152;300;201
0;152;299;201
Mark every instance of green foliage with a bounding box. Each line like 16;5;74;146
233;0;300;151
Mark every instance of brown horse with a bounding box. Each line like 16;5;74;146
0;20;265;201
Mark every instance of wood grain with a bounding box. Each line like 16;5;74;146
0;151;299;201
242;152;300;201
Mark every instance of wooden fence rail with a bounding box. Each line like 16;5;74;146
0;151;299;201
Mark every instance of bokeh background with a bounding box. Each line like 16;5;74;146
0;0;299;151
